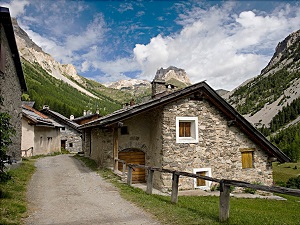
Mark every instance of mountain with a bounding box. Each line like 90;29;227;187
225;29;300;127
224;29;300;161
12;18;98;99
13;18;134;116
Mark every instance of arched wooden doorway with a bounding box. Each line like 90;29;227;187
118;149;145;183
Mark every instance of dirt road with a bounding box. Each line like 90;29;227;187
24;154;160;225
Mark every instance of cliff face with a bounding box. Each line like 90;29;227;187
261;29;300;75
154;66;191;85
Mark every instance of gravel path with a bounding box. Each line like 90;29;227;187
24;154;160;225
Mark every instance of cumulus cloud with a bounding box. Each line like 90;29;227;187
133;3;300;90
0;0;29;17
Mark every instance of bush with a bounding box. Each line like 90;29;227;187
286;175;300;189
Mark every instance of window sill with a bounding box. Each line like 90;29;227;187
176;137;198;143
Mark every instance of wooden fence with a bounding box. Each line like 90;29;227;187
21;147;33;157
126;163;300;222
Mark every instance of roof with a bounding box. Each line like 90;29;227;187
72;113;101;123
41;108;81;132
0;7;27;91
79;81;290;163
22;105;63;128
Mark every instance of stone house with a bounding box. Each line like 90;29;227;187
0;7;27;161
79;79;290;191
22;104;62;156
41;107;82;153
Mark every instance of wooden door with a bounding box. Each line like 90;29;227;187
118;149;145;183
196;171;206;186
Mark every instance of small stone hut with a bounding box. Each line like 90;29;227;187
0;7;27;161
41;107;82;153
79;79;290;191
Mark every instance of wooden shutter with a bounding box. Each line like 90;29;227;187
196;171;206;186
242;152;253;168
179;122;191;137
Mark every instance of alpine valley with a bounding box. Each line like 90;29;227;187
13;17;300;161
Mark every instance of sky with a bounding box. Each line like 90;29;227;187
1;0;300;90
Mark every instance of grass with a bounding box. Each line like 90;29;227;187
273;161;300;183
75;155;300;225
0;158;36;225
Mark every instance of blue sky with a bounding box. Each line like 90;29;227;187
1;0;300;90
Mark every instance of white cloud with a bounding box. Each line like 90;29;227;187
132;3;300;90
0;0;29;17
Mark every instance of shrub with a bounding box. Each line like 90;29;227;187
286;175;300;189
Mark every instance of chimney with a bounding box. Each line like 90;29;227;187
70;115;74;120
96;108;99;114
43;105;49;110
151;79;166;98
83;110;87;116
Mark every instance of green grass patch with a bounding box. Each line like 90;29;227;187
273;161;300;184
75;155;300;225
0;159;36;225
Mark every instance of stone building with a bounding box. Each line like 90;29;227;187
22;104;62;156
41;107;82;153
0;7;27;161
80;79;290;191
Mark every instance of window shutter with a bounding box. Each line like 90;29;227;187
179;122;185;137
185;122;191;137
196;171;206;186
242;151;253;169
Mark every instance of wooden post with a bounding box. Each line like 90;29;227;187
122;162;126;176
219;180;230;222
171;172;179;204
113;127;118;171
127;166;132;186
146;169;154;194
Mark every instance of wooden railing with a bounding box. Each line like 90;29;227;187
127;164;300;222
114;158;126;176
21;147;33;157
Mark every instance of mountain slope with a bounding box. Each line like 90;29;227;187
224;29;300;161
225;29;300;127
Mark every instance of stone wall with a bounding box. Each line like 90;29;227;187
0;25;23;161
161;97;272;191
60;126;82;153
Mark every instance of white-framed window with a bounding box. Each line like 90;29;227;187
193;168;212;190
176;117;198;143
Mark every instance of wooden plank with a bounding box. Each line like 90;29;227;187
223;179;300;197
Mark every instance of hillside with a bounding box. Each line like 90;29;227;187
225;29;300;161
13;18;134;116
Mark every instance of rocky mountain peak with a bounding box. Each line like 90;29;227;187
11;17;43;53
154;66;191;84
261;29;300;74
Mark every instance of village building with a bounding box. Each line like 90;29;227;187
21;104;62;156
79;79;290;192
41;106;82;153
0;7;27;161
